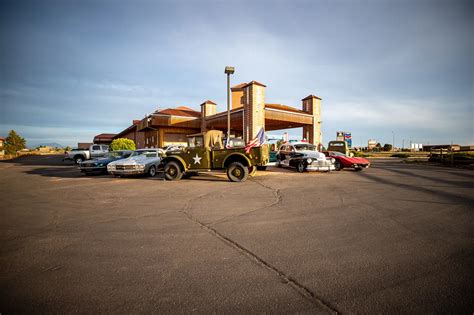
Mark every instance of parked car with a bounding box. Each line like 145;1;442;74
107;148;164;177
276;142;335;172
78;150;133;175
324;151;370;171
162;145;186;152
64;144;109;164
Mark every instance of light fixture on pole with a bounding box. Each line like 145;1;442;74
224;66;235;144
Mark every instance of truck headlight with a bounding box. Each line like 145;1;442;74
307;158;312;164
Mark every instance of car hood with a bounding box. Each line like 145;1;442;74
109;155;160;166
297;150;327;159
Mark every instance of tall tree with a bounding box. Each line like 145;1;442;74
4;130;26;154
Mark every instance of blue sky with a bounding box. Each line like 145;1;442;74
1;0;472;147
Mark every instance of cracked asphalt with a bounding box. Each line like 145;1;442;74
1;155;473;313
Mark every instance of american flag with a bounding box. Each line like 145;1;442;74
245;127;266;153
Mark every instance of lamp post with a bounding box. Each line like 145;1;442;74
224;66;235;143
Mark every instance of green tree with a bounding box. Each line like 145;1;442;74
4;130;26;154
110;138;136;151
383;143;393;151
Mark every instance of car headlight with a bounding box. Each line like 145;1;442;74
108;165;115;170
307;158;312;164
98;163;104;167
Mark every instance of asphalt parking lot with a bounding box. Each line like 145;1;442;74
0;155;473;314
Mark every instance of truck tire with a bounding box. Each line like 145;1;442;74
74;155;84;164
164;161;183;181
227;162;249;182
248;166;257;177
148;165;157;177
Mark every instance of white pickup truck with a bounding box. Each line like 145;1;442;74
64;144;109;164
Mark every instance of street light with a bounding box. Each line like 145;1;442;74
224;66;235;143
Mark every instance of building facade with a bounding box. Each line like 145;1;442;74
113;81;322;148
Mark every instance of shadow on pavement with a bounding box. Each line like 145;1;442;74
355;169;474;205
0;154;72;166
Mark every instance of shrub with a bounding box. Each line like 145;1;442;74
391;153;410;158
353;151;370;157
110;138;136;151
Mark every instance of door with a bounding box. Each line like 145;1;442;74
185;147;211;170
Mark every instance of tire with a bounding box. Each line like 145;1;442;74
74;155;84;164
276;158;282;168
296;161;305;173
334;160;343;171
148;165;156;177
257;166;267;171
248;166;257;177
164;161;183;181
227;162;249;182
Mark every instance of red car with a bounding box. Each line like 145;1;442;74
324;151;370;171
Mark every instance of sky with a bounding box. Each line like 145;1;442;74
1;0;473;148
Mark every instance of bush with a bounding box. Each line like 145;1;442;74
110;138;136;151
353;151;370;157
391;153;410;158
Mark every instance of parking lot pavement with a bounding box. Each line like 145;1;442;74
1;155;473;313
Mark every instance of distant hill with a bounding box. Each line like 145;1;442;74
29;142;65;148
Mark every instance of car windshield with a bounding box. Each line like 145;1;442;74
330;151;346;157
108;151;128;158
130;150;156;157
294;144;317;151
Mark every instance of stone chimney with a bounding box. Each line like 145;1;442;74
200;100;217;132
231;83;247;109
301;95;322;146
242;81;266;143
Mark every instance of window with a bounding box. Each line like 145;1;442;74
92;145;100;150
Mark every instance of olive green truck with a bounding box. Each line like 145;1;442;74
161;130;269;182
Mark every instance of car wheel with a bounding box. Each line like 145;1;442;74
227;162;249;182
334;160;343;171
248;166;257;177
148;165;157;177
74;156;84;164
276;158;282;168
257;166;267;171
296;161;305;173
164;161;183;181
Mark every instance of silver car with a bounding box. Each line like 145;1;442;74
107;148;164;177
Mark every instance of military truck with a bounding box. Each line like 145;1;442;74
162;130;269;182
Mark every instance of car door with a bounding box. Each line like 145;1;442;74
90;145;102;158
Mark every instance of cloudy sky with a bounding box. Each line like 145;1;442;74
1;0;472;147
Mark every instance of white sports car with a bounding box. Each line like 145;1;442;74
107;148;164;177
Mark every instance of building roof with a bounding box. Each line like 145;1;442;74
200;100;217;105
0;137;5;141
265;103;308;114
230;83;247;90
242;80;266;88
94;133;117;140
302;94;322;101
155;107;201;118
